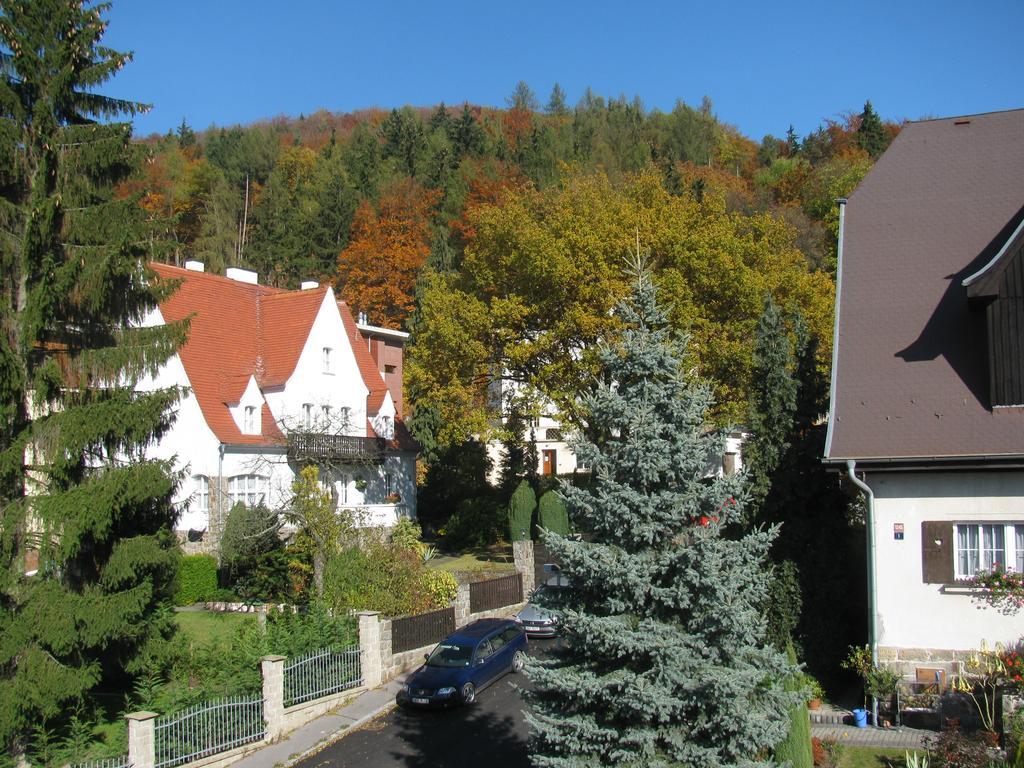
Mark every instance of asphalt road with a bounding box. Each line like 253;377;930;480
297;639;556;768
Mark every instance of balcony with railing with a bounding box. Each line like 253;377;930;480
286;433;385;463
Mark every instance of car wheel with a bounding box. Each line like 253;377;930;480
460;682;476;705
512;650;526;673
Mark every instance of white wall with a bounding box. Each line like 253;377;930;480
134;307;221;532
871;470;1024;651
265;291;368;435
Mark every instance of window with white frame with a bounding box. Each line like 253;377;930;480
340;474;349;505
303;403;313;428
322;347;333;374
322;404;332;420
195;476;210;513
955;523;1024;578
381;415;392;438
385;471;393;497
340;406;351;428
243;405;257;434
228;475;268;507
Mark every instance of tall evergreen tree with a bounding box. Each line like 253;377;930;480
525;262;798;767
507;80;538;112
0;0;185;756
745;295;798;511
545;83;569;116
856;100;889;158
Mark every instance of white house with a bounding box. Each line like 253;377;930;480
486;376;746;481
824;109;1024;676
139;262;418;553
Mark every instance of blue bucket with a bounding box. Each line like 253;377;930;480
852;708;868;728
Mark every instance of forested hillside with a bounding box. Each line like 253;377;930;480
130;85;899;448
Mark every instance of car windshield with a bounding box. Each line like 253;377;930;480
425;642;474;668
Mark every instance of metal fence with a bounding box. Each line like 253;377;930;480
469;572;523;614
391;606;455;654
154;695;265;768
69;756;130;768
283;645;362;707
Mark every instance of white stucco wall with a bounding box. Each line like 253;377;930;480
264;291;368;435
870;470;1024;652
134;307;221;532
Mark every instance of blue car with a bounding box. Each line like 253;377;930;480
397;618;528;707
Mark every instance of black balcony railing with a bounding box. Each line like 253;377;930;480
287;433;385;463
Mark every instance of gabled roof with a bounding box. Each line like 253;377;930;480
826;109;1024;464
151;264;326;445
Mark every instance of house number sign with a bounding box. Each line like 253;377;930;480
893;523;904;541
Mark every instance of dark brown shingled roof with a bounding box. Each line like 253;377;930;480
825;109;1024;463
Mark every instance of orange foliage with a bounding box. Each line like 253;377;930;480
449;161;528;247
336;179;439;330
502;107;533;151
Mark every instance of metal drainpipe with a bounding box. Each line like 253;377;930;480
846;459;879;727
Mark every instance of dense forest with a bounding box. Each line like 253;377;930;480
129;84;899;449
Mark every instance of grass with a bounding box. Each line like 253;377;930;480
836;745;920;768
174;610;253;650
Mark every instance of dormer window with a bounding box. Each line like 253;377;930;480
963;218;1024;407
322;347;333;374
243;405;257;434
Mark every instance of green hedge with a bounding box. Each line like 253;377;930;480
175;554;218;606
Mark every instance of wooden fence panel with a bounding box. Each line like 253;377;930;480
391;606;455;654
469;573;523;614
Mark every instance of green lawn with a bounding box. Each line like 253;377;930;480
838;745;919;768
174;610;253;649
428;551;517;578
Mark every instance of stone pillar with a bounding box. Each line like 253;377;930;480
358;611;383;689
261;655;285;741
513;539;535;595
126;712;157;768
454;582;471;626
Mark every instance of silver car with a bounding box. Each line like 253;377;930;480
515;572;569;638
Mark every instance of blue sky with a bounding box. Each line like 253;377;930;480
103;0;1024;142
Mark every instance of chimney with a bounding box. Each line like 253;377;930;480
184;260;205;272
226;267;258;285
301;280;319;290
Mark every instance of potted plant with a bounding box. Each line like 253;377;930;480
805;675;825;710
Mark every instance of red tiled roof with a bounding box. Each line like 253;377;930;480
151;264;325;445
339;301;389;417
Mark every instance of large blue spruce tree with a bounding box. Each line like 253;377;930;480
525;262;799;767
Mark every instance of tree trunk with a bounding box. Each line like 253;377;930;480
313;548;325;601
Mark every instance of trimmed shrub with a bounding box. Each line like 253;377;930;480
775;641;813;768
508;479;536;541
537;490;569;536
175;554;218;605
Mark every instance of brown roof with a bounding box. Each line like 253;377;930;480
826;109;1024;463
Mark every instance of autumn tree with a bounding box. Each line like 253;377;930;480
0;0;184;755
336;179;439;329
406;168;834;448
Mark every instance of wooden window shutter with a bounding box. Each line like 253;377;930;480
921;521;954;584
